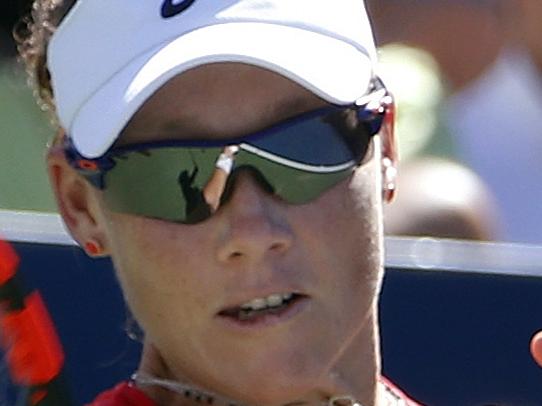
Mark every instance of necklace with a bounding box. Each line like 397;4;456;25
131;372;246;406
131;372;404;406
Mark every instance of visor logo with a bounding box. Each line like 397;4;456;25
161;0;196;18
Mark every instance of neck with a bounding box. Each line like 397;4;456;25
136;310;384;406
319;307;382;406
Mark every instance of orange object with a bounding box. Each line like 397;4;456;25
530;330;542;368
0;239;19;285
85;241;102;256
0;292;65;385
30;390;48;405
77;159;99;171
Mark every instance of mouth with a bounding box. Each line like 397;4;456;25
217;292;307;326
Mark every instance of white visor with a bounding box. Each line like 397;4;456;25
48;0;377;158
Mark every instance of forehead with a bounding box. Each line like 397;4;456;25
119;63;327;146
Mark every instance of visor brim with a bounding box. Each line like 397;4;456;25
69;22;374;158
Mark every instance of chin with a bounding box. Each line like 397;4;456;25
234;375;319;406
220;346;329;406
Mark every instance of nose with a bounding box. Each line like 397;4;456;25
215;172;293;264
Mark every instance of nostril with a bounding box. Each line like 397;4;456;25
270;242;283;251
230;251;243;259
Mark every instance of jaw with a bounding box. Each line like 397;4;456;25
167;304;381;406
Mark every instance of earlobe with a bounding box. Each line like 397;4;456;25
83;240;108;258
377;88;398;203
380;110;398;203
382;157;397;203
46;147;110;257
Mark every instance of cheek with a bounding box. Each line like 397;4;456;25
102;214;213;335
301;159;381;251
292;159;384;300
282;162;384;367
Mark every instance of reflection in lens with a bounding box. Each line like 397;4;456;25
177;166;211;224
201;146;239;215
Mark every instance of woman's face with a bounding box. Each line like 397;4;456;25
91;63;385;404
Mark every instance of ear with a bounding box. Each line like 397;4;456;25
380;98;398;203
46;145;110;258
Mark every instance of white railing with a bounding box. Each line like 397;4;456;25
0;209;75;246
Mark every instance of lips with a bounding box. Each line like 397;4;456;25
217;292;307;325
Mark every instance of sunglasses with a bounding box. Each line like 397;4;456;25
63;78;394;224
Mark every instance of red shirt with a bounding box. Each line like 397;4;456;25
87;378;422;405
86;382;156;406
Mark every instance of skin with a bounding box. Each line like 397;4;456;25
47;63;397;406
513;0;542;73
367;0;505;90
203;146;240;211
531;331;542;368
369;0;542;90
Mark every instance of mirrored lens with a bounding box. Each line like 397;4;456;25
69;100;385;224
104;148;221;223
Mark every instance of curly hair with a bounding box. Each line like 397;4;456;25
14;0;76;117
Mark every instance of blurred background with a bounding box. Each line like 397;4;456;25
0;1;56;215
1;0;542;244
369;0;542;244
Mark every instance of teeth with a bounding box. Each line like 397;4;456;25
266;294;283;307
240;293;294;311
247;298;267;310
282;293;293;301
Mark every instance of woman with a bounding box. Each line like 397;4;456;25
17;0;419;405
